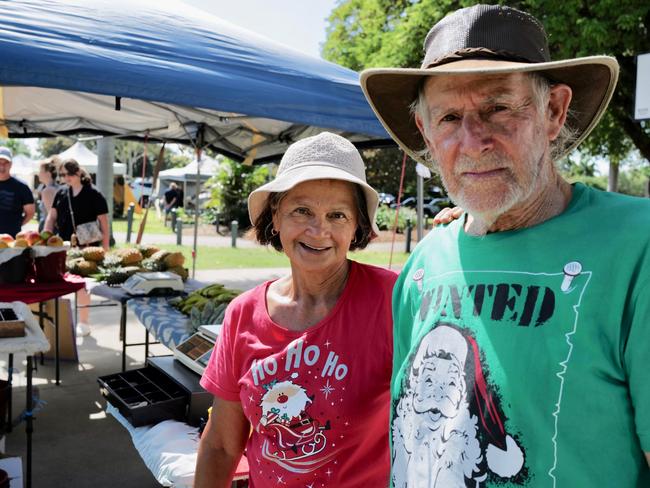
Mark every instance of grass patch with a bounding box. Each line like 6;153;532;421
115;243;409;269
112;213;173;235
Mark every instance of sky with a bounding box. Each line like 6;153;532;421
183;0;339;59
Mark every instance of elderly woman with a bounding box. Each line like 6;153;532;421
195;133;396;487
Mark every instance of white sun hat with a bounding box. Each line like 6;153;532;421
248;132;380;234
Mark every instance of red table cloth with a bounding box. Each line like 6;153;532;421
0;274;85;304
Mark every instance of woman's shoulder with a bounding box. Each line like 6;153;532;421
351;261;398;284
53;186;69;199
349;261;398;297
42;185;58;196
225;281;269;313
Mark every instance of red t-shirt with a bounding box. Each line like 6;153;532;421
201;261;397;487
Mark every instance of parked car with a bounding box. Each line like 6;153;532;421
391;196;452;218
377;192;396;206
130;177;154;206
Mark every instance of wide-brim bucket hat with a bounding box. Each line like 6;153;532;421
248;132;380;234
360;4;619;166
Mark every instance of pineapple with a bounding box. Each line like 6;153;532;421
136;244;161;259
68;259;99;277
163;252;185;268
103;266;140;285
81;246;105;262
141;257;165;272
114;248;143;266
166;266;189;281
150;250;170;263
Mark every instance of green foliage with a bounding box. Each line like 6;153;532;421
37;137;72;157
206;159;270;227
127;143;190;178
0;138;31;157
617;167;650;196
362;146;444;198
563;173;608;191
375;204;417;232
323;0;650;165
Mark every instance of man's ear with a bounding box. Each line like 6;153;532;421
546;83;572;141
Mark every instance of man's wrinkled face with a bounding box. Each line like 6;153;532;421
416;73;551;219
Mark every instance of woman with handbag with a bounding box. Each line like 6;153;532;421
44;158;109;337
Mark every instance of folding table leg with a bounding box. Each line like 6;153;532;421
6;354;12;434
55;299;60;386
38;302;45;366
25;356;33;488
120;304;127;371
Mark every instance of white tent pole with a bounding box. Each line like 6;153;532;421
96;137;115;243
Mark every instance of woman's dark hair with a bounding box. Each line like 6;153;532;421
61;158;92;185
253;182;374;252
39;156;59;180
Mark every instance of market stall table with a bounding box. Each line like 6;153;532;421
106;403;249;487
0;301;51;488
0;275;85;385
89;279;205;370
127;296;194;350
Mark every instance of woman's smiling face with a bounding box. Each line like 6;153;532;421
272;179;358;274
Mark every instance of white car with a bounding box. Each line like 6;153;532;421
130;177;154;204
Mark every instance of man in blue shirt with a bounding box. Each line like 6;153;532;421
0;146;35;236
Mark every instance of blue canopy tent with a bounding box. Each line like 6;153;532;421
0;0;391;163
0;0;396;277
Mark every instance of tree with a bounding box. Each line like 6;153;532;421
0;138;31;157
323;0;650;169
361;146;443;197
37;136;73;157
207;159;270;227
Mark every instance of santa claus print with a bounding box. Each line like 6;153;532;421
258;378;334;473
392;324;525;487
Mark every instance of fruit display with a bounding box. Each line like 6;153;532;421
170;283;241;330
0;231;65;248
66;244;189;284
0;231;67;283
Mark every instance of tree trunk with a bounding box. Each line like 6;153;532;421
608;160;619;192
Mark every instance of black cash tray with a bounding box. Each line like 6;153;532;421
98;366;188;427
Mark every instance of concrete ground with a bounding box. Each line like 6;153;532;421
2;268;288;488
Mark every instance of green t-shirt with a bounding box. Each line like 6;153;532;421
391;183;650;487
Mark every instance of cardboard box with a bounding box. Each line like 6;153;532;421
0;308;25;338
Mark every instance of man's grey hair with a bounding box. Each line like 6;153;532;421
409;73;577;170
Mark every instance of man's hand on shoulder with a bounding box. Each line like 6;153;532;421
432;206;463;226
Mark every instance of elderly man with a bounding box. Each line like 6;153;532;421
0;146;35;236
362;4;650;487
